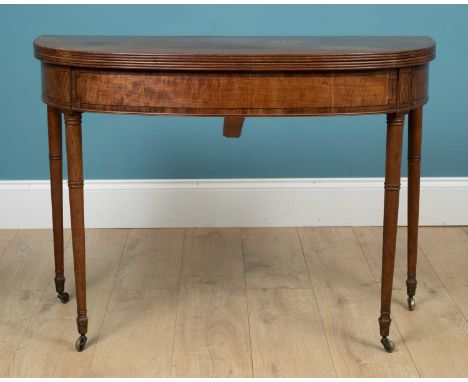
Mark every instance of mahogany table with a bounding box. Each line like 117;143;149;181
34;36;435;353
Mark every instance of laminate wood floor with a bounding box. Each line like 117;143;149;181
0;227;467;377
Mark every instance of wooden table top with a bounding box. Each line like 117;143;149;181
34;35;435;71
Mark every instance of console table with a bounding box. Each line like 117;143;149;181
33;35;435;353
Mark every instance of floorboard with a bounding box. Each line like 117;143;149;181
355;227;468;377
299;227;419;377
0;227;467;377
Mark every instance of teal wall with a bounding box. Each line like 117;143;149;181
1;5;467;180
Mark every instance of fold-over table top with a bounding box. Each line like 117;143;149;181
34;35;435;71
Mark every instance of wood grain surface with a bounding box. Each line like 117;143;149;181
298;227;418;377
34;36;435;71
355;227;468;377
2;227;467;377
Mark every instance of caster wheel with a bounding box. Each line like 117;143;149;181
57;292;70;304
407;296;415;311
75;335;87;352
381;337;395;353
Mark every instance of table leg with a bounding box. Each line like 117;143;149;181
223;116;245;138
64;111;88;352
379;113;404;353
407;107;423;312
47;106;69;304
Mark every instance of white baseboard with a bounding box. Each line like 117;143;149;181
0;178;467;229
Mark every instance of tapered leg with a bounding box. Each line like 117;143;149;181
47;106;69;304
407;107;423;311
223;116;245;138
64;111;88;352
379;113;405;353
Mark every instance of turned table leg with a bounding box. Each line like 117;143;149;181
64;111;88;352
47;106;69;304
407;107;423;311
379;113;405;353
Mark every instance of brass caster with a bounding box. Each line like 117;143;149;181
57;292;69;304
75;335;87;352
407;296;415;311
381;337;395;353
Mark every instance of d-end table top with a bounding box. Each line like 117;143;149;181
34;35;436;71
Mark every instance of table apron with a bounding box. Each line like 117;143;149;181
41;63;429;116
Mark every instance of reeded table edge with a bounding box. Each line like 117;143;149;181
34;37;436;71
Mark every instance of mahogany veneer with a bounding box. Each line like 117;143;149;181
34;35;435;353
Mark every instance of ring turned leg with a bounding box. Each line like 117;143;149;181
407;107;423;311
47;106;69;304
64;112;88;352
379;113;405;353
